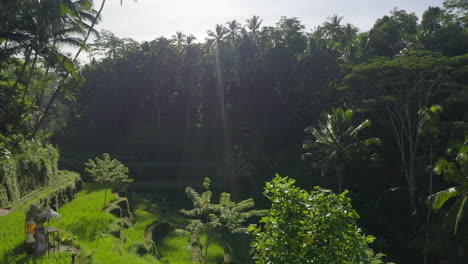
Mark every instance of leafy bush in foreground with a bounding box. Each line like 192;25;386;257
250;174;390;264
178;177;264;264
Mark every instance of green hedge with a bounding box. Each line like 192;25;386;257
0;134;60;207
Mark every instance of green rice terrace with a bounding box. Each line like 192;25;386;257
1;0;468;263
0;173;236;264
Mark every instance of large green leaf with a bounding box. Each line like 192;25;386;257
360;137;381;147
350;119;372;136
430;187;459;211
454;195;468;234
51;51;78;79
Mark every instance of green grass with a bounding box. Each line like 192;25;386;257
50;183;161;264
1;177;235;264
123;195;225;263
0;211;74;264
123;196;159;256
0;171;80;264
158;233;224;264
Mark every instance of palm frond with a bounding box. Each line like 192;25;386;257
350;119;372;136
50;50;78;79
56;37;84;49
454;195;468;234
77;21;100;37
78;10;99;23
429;187;459;211
360;137;381;147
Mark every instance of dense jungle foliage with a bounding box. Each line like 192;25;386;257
1;0;468;263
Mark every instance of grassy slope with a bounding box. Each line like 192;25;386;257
1;178;226;264
0;171;80;263
0;179;158;264
51;183;161;264
125;195;225;264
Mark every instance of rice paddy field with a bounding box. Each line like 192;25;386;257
0;177;228;264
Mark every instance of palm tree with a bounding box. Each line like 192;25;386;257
341;23;358;44
32;0;106;137
322;14;344;41
1;0;96;133
207;24;228;50
207;24;239;195
302;108;381;192
34;0;97;105
429;137;468;234
246;15;262;41
207;23;228;134
186;34;196;44
226;20;241;43
172;31;187;49
246;15;262;33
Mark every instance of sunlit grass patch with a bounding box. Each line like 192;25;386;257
123;196;159;257
158;232;224;264
0;172;80;263
50;183;161;263
158;232;192;263
51;183;118;242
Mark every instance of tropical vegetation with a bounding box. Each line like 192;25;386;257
1;0;468;263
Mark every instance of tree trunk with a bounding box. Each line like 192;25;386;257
36;64;50;107
336;165;343;193
155;90;161;128
22;51;38;103
36;40;57;107
182;50;195;162
12;47;32;92
222;242;232;263
423;143;433;264
31;0;107;138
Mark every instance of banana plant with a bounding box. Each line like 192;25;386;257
429;136;468;233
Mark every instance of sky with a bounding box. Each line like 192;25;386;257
96;0;445;41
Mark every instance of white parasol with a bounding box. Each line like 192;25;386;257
37;209;61;227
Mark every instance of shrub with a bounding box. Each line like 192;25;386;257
85;153;131;184
0;134;59;207
250;174;389;264
178;177;263;264
84;153;131;209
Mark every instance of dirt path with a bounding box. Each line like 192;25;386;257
0;185;49;217
0;208;9;216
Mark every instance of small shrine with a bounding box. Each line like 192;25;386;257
25;205;62;256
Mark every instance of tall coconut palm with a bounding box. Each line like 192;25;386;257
186;34;196;46
302;108;381;192
172;31;187;49
246;15;262;41
1;0;97;133
340;23;359;46
32;0;97;105
226;20;241;43
246;15;262;33
322;14;344;41
207;24;238;195
207;24;228;50
207;23;228;136
32;0;106;137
